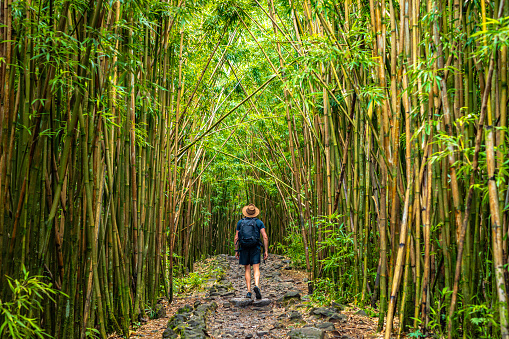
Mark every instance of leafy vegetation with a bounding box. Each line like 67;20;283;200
1;0;509;338
0;267;64;338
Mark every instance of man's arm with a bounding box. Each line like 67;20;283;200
234;230;240;258
260;228;268;260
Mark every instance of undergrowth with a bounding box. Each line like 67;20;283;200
172;257;226;297
278;217;360;306
275;223;307;269
0;266;66;339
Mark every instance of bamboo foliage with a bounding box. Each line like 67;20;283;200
2;0;509;338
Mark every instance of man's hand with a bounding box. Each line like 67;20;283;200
264;251;268;260
235;251;240;259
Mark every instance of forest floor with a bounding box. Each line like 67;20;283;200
118;254;386;339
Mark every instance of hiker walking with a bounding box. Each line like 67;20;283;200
235;203;269;299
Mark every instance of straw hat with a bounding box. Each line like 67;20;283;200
242;203;260;218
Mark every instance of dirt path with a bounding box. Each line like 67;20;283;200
124;254;383;339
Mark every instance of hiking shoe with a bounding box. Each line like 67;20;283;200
254;286;262;300
246;292;252;299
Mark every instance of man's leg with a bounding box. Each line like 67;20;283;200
244;265;251;292
253;263;260;287
252;264;262;299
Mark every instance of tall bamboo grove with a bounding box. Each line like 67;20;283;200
2;0;509;338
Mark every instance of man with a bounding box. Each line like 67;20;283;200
235;203;269;299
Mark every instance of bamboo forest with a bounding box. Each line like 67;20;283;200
1;0;509;337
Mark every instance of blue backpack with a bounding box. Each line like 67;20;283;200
238;218;260;249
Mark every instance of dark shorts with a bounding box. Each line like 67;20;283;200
239;247;261;266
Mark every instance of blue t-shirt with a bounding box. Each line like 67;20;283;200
237;217;265;250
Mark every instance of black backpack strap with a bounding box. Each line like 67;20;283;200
236;218;247;251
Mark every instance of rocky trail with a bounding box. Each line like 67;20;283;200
122;255;383;339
